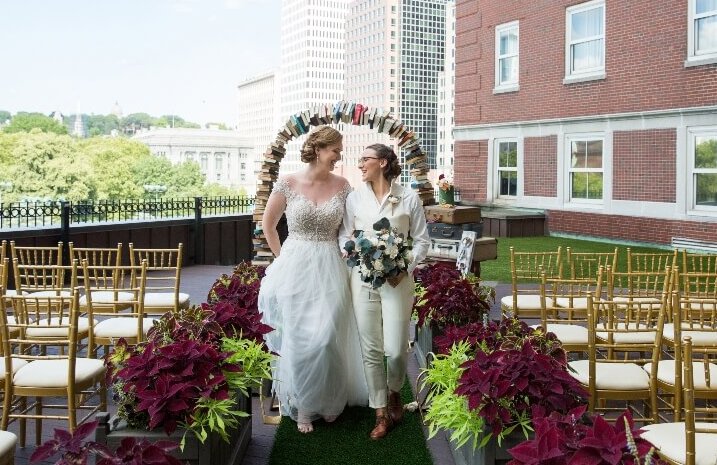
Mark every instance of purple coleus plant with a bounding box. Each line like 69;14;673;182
114;339;241;435
508;406;666;465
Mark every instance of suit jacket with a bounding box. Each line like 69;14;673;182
339;181;430;274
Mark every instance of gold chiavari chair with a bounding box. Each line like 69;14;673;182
627;247;678;273
682;250;717;275
568;291;668;424
642;337;717;465
71;243;135;314
9;241;63;269
129;243;189;314
0;291;106;446
501;246;563;319
1;241;16;304
80;260;153;358
537;271;590;356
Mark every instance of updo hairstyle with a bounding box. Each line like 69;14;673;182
366;143;401;180
300;126;343;163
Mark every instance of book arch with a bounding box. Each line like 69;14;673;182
253;101;435;263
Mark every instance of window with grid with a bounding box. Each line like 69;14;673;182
495;21;519;91
497;140;518;198
565;0;605;81
569;138;603;202
691;130;717;210
687;0;717;65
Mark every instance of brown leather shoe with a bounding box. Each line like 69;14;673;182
388;391;404;424
369;414;393;440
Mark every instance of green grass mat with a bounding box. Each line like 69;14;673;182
268;379;433;465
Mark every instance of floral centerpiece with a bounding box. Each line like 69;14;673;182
422;318;588;449
105;262;274;447
344;217;413;289
436;173;455;206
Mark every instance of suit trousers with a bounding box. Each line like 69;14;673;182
350;268;413;409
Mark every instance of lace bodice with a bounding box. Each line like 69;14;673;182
272;178;351;242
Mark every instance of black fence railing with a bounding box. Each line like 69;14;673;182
0;196;255;230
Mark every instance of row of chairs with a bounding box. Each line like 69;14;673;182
1;240;190;314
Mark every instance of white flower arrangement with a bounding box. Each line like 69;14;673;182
344;217;414;289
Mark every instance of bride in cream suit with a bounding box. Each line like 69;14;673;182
339;143;429;440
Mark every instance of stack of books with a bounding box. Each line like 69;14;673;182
253;101;438;263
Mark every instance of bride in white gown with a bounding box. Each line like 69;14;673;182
258;126;368;433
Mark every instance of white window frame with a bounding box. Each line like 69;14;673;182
686;0;717;67
564;0;606;84
687;126;717;214
565;133;605;205
494;21;519;94
495;138;519;199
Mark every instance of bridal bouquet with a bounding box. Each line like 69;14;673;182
344;217;413;289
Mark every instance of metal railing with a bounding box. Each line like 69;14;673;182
0;196;255;230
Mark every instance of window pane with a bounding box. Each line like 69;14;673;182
572;172;588;198
696;0;717;14
500;171;517;196
695;136;717;168
696;15;717;53
571;39;604;71
571;6;603;40
571;141;587;168
499;142;517;167
499;29;518;55
696;173;717;205
586;140;603;168
499;56;518;83
587;172;603;199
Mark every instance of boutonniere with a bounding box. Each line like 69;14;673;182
387;194;400;214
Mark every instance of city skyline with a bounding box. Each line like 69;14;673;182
0;0;281;126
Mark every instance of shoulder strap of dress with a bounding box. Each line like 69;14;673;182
272;178;293;198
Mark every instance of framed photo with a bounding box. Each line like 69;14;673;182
456;231;477;276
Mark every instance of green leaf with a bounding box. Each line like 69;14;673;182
373;217;390;231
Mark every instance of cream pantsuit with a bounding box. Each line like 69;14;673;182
340;182;429;409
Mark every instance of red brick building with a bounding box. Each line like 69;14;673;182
453;0;717;247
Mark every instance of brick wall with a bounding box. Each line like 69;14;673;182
455;140;488;201
524;135;558;197
613;129;677;203
455;0;717;127
548;210;717;245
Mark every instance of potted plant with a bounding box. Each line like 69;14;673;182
421;319;588;465
413;262;495;367
98;262;274;465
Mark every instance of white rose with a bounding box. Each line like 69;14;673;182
388;246;398;258
359;264;370;275
369;236;379;247
373;260;384;271
395;236;403;245
381;233;389;241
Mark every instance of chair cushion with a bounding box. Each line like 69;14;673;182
13;358;106;388
641;422;717;465
555;297;588;310
596;323;656;344
663;323;717;346
79;291;136;306
645;360;717;390
500;294;551;311
25;290;72;298
144;292;190;308
0;431;17;459
0;358;28;374
3;290;17;297
94;317;157;338
543;324;589;345
25;317;95;337
568;359;651;390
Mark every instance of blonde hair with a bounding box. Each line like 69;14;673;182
300;126;343;163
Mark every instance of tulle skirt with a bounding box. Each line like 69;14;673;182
258;237;368;422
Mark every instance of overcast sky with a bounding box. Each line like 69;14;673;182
0;0;281;126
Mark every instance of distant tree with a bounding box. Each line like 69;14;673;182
79;137;151;199
132;156;205;198
206;122;231;130
0;110;11;124
3;113;67;135
121;113;154;134
86;114;120;136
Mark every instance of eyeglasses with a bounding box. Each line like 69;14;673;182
357;156;379;165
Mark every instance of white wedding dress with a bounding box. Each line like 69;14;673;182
258;179;368;422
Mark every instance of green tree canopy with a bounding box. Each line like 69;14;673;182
3;113;68;135
0;110;11;124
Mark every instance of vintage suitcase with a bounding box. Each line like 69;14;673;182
424;205;481;224
427;236;497;262
427;222;483;240
427;238;460;260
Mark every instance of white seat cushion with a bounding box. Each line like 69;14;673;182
25;290;72;298
645;360;717;390
596;323;656;344
542;324;589;345
663;323;717;346
13;358;105;388
94;317;157;338
26;317;95;337
144;292;190;308
500;294;551;311
0;358;28;374
3;290;17;297
0;430;17;460
79;291;136;306
555;297;588;309
641;422;717;465
568;359;651;390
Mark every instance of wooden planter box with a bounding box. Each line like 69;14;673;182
448;428;528;465
95;392;252;465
